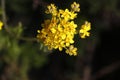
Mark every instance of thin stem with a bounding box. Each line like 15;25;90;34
1;0;13;35
92;61;120;80
1;0;37;42
17;37;37;42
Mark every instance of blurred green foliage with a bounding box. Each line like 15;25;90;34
0;24;47;80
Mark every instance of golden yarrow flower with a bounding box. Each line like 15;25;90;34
66;45;77;56
79;21;91;38
37;2;91;56
71;2;80;12
45;4;57;16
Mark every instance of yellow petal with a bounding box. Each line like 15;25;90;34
0;21;3;30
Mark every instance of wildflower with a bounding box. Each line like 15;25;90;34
45;4;57;16
66;45;77;56
37;2;91;56
59;9;71;21
79;21;91;38
71;2;80;12
0;21;3;30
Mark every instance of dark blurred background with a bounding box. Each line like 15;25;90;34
0;0;120;80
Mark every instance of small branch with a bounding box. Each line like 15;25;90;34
1;0;13;35
92;61;120;80
17;37;37;42
1;0;37;42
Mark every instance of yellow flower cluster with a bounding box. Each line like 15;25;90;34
37;2;91;56
0;21;3;30
79;21;91;38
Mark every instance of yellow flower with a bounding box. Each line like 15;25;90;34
37;3;79;55
71;2;80;12
79;21;91;38
70;12;77;19
45;4;57;16
37;9;77;54
50;28;56;33
0;21;3;30
37;2;91;56
66;45;77;56
59;9;77;21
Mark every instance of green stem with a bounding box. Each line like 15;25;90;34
18;37;37;42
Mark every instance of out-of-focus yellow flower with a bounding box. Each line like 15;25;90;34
66;45;77;56
0;21;3;30
45;4;57;16
71;2;80;12
79;21;91;38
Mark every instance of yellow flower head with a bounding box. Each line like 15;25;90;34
79;21;91;38
0;21;3;30
45;4;57;16
71;2;80;12
37;2;91;56
66;45;77;56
